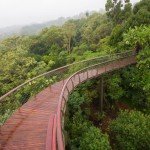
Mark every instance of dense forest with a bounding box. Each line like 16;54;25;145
0;0;150;149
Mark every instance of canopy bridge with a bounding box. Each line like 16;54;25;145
0;51;136;150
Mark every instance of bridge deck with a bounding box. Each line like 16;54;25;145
0;56;136;150
0;81;65;150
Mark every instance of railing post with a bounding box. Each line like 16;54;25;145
96;67;98;76
86;70;89;79
78;74;81;83
70;78;74;89
66;86;70;95
62;96;67;103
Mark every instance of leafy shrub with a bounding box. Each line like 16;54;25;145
137;48;150;109
123;26;150;49
80;126;111;150
66;111;111;150
137;47;150;70
66;81;111;149
110;110;150;150
0;109;13;125
66;111;92;148
68;91;86;114
106;74;125;101
121;66;150;111
68;81;98;114
73;43;89;55
109;25;124;46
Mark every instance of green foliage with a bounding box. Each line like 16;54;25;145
106;0;150;47
118;46;150;112
80;126;111;150
68;91;86;114
137;48;150;112
123;26;150;49
67;111;111;150
81;13;111;47
0;109;13;125
66;111;92;149
109;25;124;46
29;26;65;56
0;0;149;132
105;61;150;112
0;48;47;96
68;81;98;114
98;37;114;54
106;74;124;101
63;22;76;53
137;47;150;70
29;36;47;55
121;66;149;111
105;0;132;25
66;82;111;149
129;0;150;27
110;110;150;150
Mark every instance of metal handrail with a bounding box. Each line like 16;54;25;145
56;51;135;150
0;55;108;102
0;51;131;102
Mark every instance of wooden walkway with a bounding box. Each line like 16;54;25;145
0;56;136;150
0;81;65;150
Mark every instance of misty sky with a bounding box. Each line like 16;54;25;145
0;0;139;28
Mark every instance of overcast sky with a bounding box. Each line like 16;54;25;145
0;0;139;28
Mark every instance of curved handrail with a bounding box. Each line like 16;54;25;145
0;51;131;102
0;50;135;150
0;56;106;102
56;51;136;150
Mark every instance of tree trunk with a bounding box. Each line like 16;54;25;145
68;37;71;54
100;77;104;112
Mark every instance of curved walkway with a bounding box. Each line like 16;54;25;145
0;56;136;150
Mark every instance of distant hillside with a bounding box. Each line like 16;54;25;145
0;13;85;40
0;17;68;40
0;10;105;40
20;17;68;35
0;26;22;40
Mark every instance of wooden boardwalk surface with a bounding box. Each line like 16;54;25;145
0;81;65;150
0;56;136;150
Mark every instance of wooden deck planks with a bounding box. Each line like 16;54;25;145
0;80;64;150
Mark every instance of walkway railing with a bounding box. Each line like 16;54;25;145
56;51;136;150
0;50;136;149
0;52;124;124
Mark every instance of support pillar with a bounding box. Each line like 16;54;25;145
100;76;104;112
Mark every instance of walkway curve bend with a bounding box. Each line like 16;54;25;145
0;51;136;150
